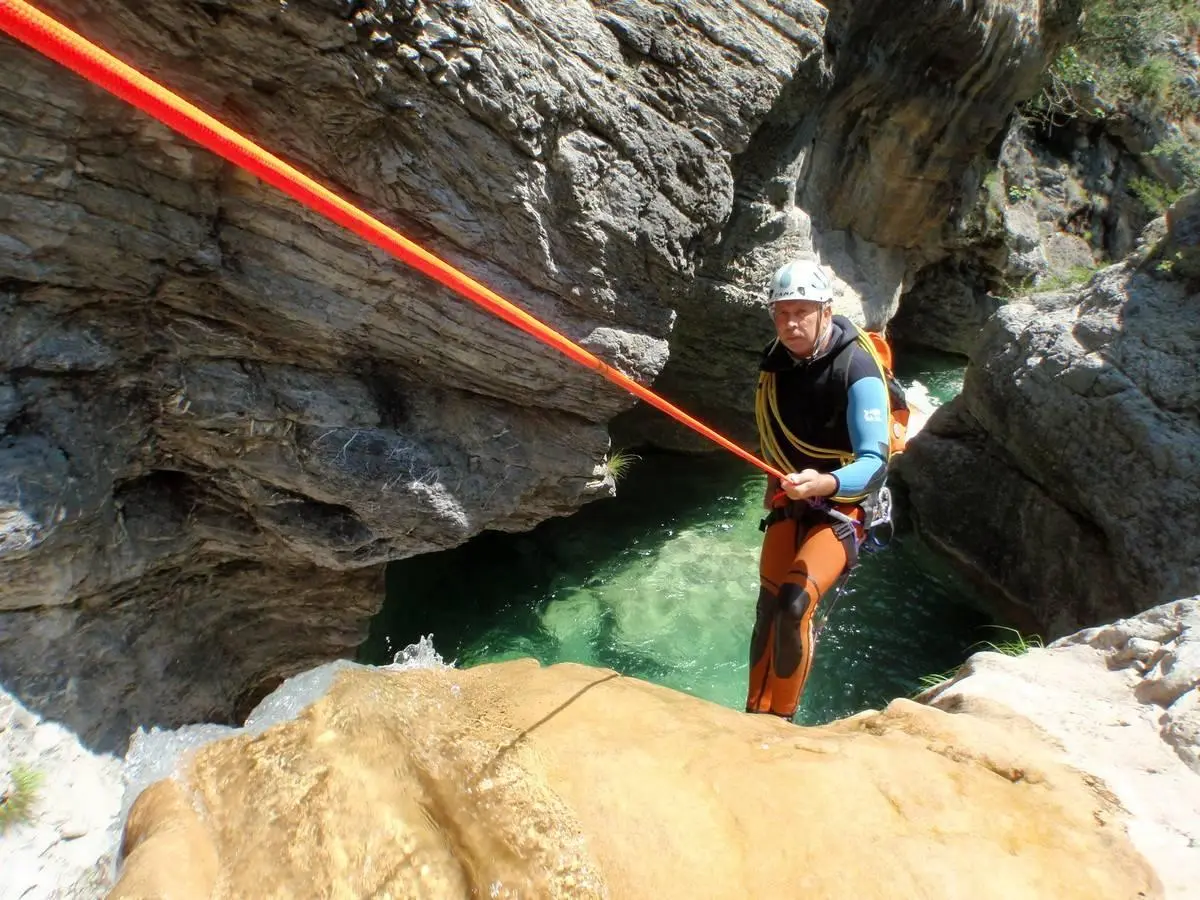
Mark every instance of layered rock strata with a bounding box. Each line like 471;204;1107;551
0;0;1080;740
0;0;823;742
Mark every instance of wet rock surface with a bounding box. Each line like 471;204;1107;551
110;658;1160;900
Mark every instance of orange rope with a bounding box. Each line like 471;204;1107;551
0;0;783;480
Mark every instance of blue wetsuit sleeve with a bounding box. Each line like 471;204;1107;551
830;375;889;502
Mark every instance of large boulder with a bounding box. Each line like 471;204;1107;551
898;210;1200;634
108;658;1159;900
922;597;1200;899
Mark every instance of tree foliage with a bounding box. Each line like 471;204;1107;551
1030;0;1200;124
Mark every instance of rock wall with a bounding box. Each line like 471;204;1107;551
890;116;1169;356
620;0;1080;448
897;202;1199;634
0;0;1079;744
0;0;825;745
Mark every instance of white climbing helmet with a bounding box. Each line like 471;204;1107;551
767;258;834;305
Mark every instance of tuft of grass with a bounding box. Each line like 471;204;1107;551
912;626;1043;699
914;669;958;694
1035;264;1097;293
970;625;1044;657
0;764;43;834
603;449;641;483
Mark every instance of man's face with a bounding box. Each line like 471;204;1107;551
771;299;831;357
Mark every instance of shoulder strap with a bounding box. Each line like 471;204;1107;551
846;322;890;381
831;336;858;395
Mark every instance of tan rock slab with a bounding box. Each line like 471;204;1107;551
110;660;1161;900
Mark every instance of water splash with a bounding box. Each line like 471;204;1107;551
386;633;449;670
244;660;361;734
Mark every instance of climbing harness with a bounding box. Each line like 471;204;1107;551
0;0;785;483
757;497;865;641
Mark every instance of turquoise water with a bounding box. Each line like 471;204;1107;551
360;349;997;725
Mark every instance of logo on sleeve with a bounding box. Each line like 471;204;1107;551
862;408;883;423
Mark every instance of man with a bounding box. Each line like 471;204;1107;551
747;257;892;720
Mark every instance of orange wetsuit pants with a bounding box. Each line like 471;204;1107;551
746;501;861;719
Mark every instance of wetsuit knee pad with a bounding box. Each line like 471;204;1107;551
776;580;816;622
754;585;778;618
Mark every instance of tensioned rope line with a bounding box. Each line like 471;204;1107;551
0;0;785;481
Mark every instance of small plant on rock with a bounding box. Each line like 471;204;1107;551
1037;264;1098;292
602;449;640;483
1007;183;1034;203
0;763;43;834
914;669;959;694
912;626;1044;699
971;626;1044;656
587;449;642;489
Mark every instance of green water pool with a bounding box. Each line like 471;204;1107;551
360;347;999;725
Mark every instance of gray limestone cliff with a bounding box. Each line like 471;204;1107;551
897;196;1199;636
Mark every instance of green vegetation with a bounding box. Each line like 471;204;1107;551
915;670;957;693
604;449;640;482
1156;249;1186;273
1036;264;1097;293
1129;137;1200;213
1128;143;1200;213
1129;174;1184;214
1025;3;1199;217
599;449;641;484
1029;0;1200;123
0;764;43;834
1007;183;1035;204
1151;136;1200;183
970;626;1045;657
912;627;1044;698
991;263;1094;301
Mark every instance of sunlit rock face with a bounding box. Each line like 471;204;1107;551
921;597;1200;900
0;0;824;744
111;659;1159;900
